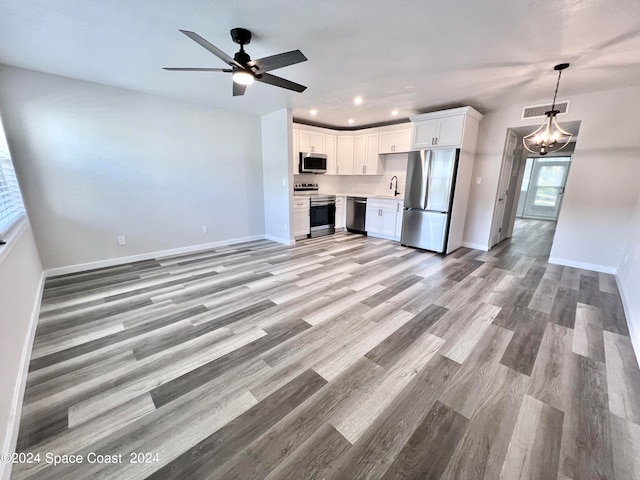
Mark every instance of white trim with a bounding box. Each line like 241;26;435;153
265;235;295;246
0;217;28;265
616;275;640;369
548;256;617;274
44;235;266;277
461;241;490;251
367;232;400;242
0;272;45;480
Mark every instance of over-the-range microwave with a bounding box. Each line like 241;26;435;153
299;152;327;174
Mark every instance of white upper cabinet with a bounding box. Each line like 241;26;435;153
324;134;337;175
354;133;382;175
378;127;412;154
412;114;464;149
336;135;354;175
298;130;325;154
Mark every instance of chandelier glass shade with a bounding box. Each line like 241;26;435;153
523;63;572;156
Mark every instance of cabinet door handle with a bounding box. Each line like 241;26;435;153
435;137;438;145
337;165;339;174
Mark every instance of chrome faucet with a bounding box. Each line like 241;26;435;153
390;176;400;196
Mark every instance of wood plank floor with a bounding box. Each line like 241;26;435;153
11;219;640;479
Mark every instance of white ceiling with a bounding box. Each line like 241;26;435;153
1;0;639;128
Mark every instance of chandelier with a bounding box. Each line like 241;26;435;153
523;63;572;155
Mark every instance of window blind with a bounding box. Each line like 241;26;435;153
0;117;25;237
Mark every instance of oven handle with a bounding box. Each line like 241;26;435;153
310;201;336;207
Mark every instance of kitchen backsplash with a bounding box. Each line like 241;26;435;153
294;153;408;196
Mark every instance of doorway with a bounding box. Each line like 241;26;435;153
488;121;580;252
517;157;571;221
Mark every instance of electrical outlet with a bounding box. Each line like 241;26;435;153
624;254;629;265
118;235;126;245
476;177;482;185
202;226;208;234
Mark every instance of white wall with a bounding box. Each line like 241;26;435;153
0;223;43;480
261;109;293;244
0;64;265;272
464;85;640;272
618;190;640;359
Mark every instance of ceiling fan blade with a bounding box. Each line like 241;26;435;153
248;50;307;72
163;67;232;72
179;29;243;68
233;82;247;96
256;73;307;92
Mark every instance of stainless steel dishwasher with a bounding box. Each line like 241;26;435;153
346;197;367;234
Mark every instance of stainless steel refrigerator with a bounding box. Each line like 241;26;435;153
401;149;459;253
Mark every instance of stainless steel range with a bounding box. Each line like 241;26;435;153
294;183;336;238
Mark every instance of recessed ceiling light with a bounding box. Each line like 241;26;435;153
353;96;363;106
391;110;399;116
348;119;355;125
309;109;318;116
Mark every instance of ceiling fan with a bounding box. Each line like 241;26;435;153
164;28;308;96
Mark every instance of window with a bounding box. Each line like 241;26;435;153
0;115;25;238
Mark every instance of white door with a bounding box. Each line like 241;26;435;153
523;160;571;220
378;131;396;154
324;134;337;174
380;207;397;236
490;131;517;247
365;205;380;233
435;115;464;147
336;136;354;175
354;135;367;174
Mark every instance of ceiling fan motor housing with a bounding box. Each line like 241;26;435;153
234;49;251;66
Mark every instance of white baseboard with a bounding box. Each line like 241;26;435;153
265;235;295;246
0;272;45;480
548;256;617;274
616;275;640;369
461;242;490;251
44;235;266;277
367;232;400;242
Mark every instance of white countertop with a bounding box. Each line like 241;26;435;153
333;193;404;201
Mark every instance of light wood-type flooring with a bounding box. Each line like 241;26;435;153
11;219;640;479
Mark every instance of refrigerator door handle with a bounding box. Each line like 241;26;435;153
424;151;432;210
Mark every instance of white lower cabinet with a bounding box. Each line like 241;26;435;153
395;201;403;238
365;198;403;240
293;197;310;239
335;196;345;229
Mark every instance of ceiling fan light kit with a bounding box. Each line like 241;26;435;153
523;63;572;155
232;70;254;85
164;27;307;96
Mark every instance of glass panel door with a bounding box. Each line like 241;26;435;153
523;158;571;220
